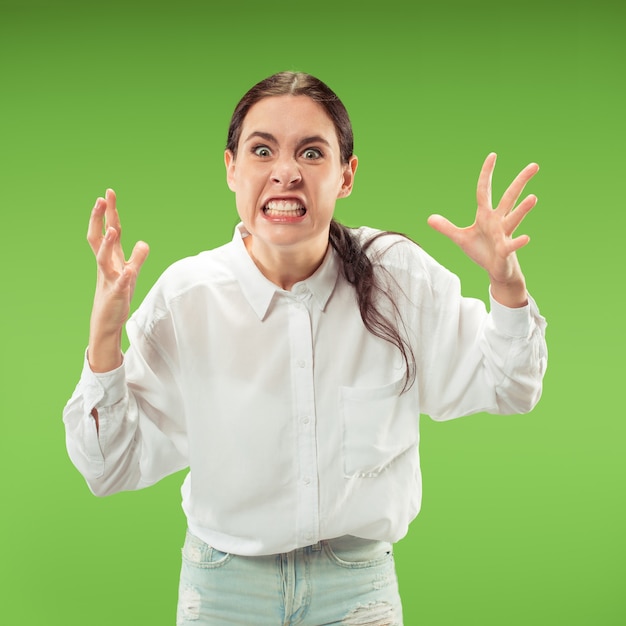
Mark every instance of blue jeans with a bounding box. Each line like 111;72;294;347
177;530;403;625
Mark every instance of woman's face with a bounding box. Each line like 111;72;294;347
225;95;357;259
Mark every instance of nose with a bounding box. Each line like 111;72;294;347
270;156;302;186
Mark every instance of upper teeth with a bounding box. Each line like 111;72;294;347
265;200;304;212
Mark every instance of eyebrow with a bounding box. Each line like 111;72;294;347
243;131;332;151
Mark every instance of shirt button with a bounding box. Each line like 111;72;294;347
302;416;310;425
303;477;311;485
296;360;305;368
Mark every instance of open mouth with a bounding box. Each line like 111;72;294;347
263;199;306;218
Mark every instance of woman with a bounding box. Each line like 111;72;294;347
64;72;547;625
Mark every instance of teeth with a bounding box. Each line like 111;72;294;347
266;200;304;212
264;200;306;217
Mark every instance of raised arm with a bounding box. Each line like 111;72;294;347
64;191;189;494
86;189;149;373
427;153;539;308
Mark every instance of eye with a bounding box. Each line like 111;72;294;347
301;148;322;160
253;145;272;157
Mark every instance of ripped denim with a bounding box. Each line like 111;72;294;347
177;530;403;626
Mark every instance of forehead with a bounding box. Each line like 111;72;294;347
241;95;338;145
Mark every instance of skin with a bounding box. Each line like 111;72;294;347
428;152;538;308
87;190;149;375
85;94;539;394
224;95;358;290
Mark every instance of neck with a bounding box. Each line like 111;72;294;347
243;235;328;291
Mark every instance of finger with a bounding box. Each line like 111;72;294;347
128;240;150;274
496;162;539;215
105;188;122;234
427;214;463;244
117;241;150;297
115;265;135;294
87;197;107;254
95;226;123;277
104;188;130;267
108;240;149;290
507;233;531;254
504;194;537;234
476;152;497;210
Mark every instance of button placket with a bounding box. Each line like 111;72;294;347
287;292;319;546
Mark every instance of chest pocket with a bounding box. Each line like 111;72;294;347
339;376;418;478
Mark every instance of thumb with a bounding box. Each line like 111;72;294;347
427;214;459;241
129;241;150;272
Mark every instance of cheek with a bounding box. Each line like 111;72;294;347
234;173;254;197
324;173;346;200
235;178;264;215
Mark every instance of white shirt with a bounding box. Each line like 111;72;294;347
64;224;547;556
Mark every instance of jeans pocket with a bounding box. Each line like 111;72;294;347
181;530;233;569
324;536;393;569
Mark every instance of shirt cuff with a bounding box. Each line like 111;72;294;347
488;289;541;338
81;349;127;409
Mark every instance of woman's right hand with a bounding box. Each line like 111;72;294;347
86;189;149;372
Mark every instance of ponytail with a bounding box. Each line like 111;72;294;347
328;220;415;393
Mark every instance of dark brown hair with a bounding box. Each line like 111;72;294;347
226;72;353;163
226;71;415;391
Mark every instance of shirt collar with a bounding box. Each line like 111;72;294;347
229;224;340;320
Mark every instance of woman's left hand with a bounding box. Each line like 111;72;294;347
427;153;539;307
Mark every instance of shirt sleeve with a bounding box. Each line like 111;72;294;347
386;240;548;421
63;321;189;497
481;289;548;414
416;271;547;420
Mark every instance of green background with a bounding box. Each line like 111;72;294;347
1;0;624;623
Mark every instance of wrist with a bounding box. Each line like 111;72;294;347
88;329;124;373
489;276;528;308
